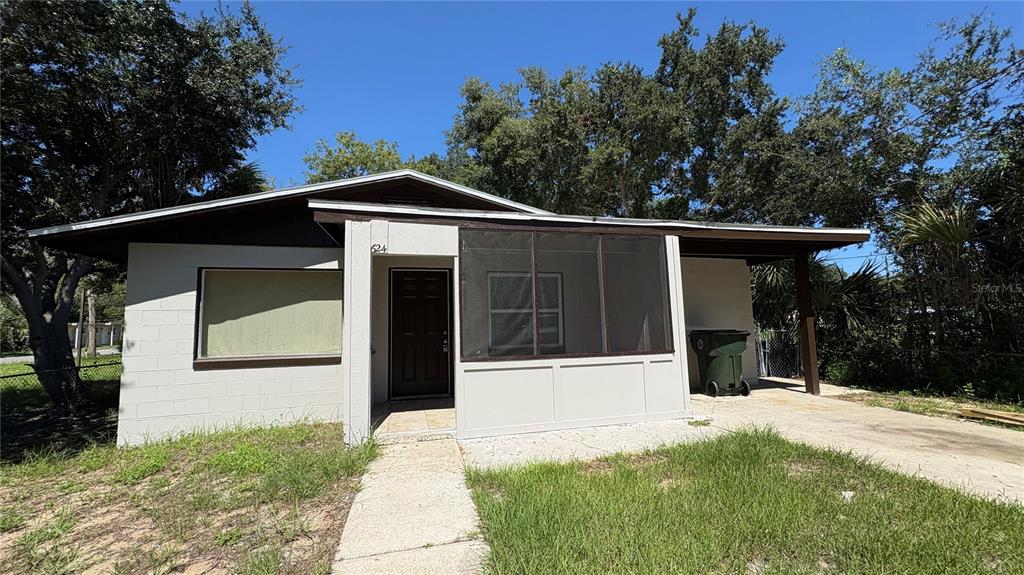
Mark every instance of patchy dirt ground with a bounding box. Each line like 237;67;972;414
0;423;375;575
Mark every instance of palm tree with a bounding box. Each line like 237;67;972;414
751;257;885;333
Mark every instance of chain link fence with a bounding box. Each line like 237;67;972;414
0;360;122;412
1;360;122;462
753;325;803;379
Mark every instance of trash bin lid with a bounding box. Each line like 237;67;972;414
688;329;751;336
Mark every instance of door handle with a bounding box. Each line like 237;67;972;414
442;331;449;353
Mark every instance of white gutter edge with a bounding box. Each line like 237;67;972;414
28;170;549;238
307;199;871;237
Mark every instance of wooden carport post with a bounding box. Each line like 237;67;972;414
794;252;820;395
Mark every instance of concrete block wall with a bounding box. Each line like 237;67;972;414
680;257;758;386
118;243;345;445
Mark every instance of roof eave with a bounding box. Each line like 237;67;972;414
27;169;548;239
307;199;871;245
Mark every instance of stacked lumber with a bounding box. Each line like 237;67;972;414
959;407;1024;427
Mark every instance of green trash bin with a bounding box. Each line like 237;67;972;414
688;329;751;397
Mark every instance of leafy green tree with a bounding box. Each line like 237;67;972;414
303;130;449;183
784;14;1024;397
446;68;599;214
586;63;674;218
1;294;29;354
1;0;297;408
447;10;791;219
794;15;1022;234
654;9;788;222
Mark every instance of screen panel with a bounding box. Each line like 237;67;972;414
603;236;673;353
459;229;673;360
460;230;535;358
536;232;603;355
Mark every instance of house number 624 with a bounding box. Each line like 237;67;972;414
371;243;388;254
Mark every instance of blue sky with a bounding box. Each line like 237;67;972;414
182;1;1022;270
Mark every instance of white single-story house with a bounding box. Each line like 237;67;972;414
30;170;868;445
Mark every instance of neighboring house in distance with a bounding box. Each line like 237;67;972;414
29;170;869;445
68;321;122;349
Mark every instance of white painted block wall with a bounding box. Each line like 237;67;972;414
118;243;345;445
680;257;758;386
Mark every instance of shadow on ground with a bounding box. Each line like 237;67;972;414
1;381;119;463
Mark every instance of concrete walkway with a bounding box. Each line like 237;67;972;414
332;439;488;574
461;418;720;468
462;383;1023;504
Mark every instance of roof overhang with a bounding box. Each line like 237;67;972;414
27;170;550;261
309;200;870;262
28;169;549;241
26;169;869;265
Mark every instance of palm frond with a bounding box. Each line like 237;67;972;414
899;202;976;247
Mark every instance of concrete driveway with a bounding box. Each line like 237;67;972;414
462;381;1023;504
694;381;1023;503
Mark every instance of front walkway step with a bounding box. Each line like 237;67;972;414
332;439;487;574
374;428;455;445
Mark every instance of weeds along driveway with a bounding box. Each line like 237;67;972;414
466;429;1024;575
692;384;1024;504
460;384;1022;505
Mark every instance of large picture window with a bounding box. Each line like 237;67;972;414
460;229;672;360
197;269;343;364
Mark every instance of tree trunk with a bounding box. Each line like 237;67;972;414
2;248;94;411
87;290;97;357
31;320;82;412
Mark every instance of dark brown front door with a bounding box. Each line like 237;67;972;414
390;269;452;398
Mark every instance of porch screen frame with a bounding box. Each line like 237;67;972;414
193;267;344;370
487;271;564;356
460;230;674;362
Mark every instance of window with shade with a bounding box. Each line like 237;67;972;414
460;229;673;360
196;269;343;364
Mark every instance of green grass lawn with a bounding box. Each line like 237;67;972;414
0;422;376;575
0;354;120;377
467;428;1024;574
0;355;123;415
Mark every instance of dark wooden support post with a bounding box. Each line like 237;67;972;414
794;252;820;395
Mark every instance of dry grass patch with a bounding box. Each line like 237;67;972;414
0;422;376;575
579;459;614;475
835;390;1024;430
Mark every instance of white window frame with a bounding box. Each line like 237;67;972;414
486;271;564;355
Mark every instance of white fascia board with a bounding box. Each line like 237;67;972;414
27;169;548;238
307;200;871;238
